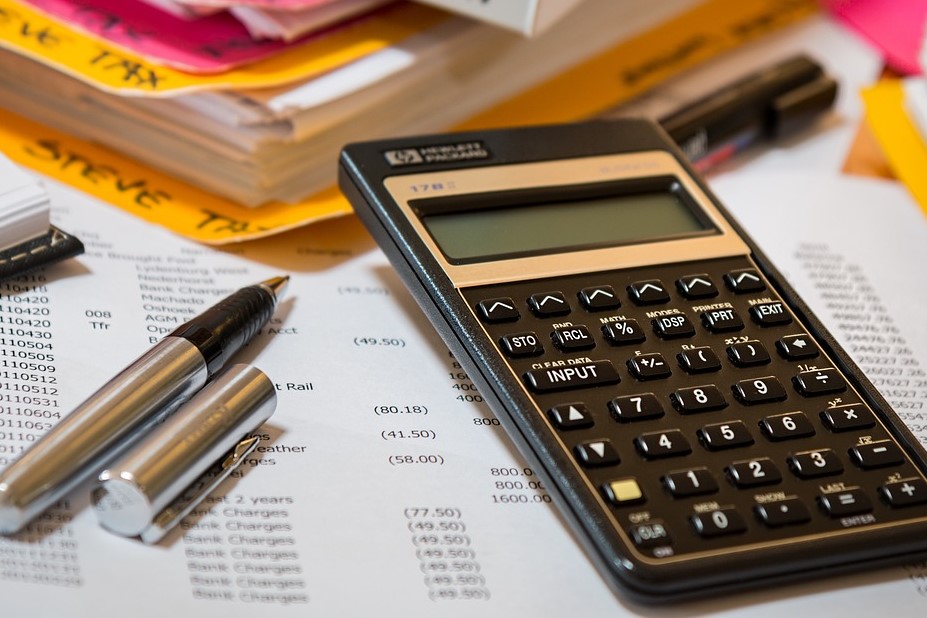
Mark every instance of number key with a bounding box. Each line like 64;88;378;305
760;412;815;441
671;385;728;413
635;430;692;459
609;393;664;422
788;449;843;478
732;376;787;405
727;458;782;487
691;508;747;537
698;421;754;450
663;468;719;497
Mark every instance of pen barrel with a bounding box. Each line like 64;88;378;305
169;285;276;375
93;364;276;539
0;338;208;534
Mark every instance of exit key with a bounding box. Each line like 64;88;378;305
750;301;792;326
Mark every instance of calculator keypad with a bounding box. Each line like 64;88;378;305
463;256;927;561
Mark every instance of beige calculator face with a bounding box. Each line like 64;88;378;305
382;151;751;287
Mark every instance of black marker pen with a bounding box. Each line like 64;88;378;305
659;54;838;171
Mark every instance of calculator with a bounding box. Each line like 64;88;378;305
338;119;927;602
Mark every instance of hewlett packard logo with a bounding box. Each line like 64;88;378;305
383;141;490;167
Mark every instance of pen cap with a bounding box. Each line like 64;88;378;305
92;364;276;538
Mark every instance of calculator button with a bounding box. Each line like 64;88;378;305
652;314;695;339
601;319;646;345
726;341;770;367
749;301;792;327
788;449;843;478
755;498;811;527
677;347;721;373
760;412;815;441
628;521;670;548
627;353;672;380
635;430;692;459
700;308;744;333
663;468;719;497
819;489;872;517
578;286;620;311
697;421;754;450
732;376;787;405
776;334;820;360
609;393;664;422
849;440;904;469
574;440;620;468
628;280;670;305
670;385;728;414
499;332;543;357
548;403;594;430
793;368;846;396
724;269;765;293
820;404;875;432
676;274;718;299
691;508;747;537
880;479;927;507
523;360;620;393
601;478;644;506
477;297;519;322
727;458;782;487
529;292;571;317
551;325;596;351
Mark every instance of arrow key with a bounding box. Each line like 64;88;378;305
676;274;718;299
628;280;670;305
777;334;820;360
574;439;620;467
529;291;571;317
724;268;766;293
579;285;621;310
476;297;519;323
548;403;595;430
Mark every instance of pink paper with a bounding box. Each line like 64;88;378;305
174;0;343;10
826;0;926;75
23;0;299;73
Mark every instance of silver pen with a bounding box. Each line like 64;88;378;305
93;363;277;544
0;276;288;534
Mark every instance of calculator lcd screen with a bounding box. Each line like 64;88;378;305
418;188;713;263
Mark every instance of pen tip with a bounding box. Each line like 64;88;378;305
259;276;289;303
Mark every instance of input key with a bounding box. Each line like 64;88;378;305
523;360;620;393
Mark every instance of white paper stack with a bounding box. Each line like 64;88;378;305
0;0;699;207
0;152;50;252
415;0;585;35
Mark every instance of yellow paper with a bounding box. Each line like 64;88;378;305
0;107;352;244
0;0;445;96
862;80;927;216
458;0;818;130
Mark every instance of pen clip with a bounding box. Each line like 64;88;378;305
140;435;261;544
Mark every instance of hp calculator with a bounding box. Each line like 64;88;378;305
338;119;927;602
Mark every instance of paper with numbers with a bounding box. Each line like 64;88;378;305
0;171;926;615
